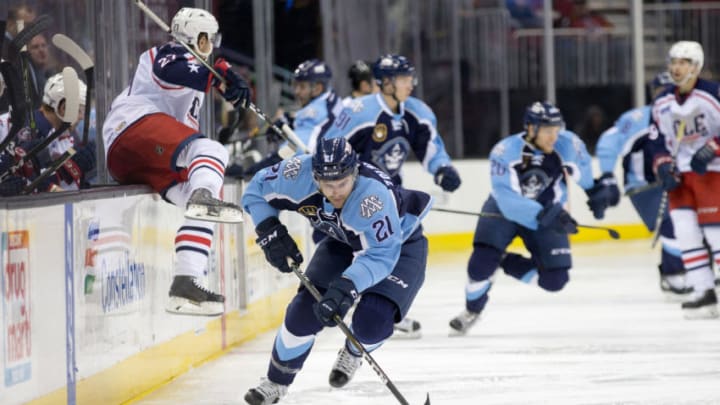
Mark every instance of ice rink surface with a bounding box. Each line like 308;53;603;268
135;240;720;405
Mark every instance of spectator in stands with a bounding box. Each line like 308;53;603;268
27;33;58;95
556;0;612;30
506;0;544;29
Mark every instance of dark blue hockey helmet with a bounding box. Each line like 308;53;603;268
348;60;373;88
523;101;564;129
293;59;332;84
372;54;416;85
312;137;358;181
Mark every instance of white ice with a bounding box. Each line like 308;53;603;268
134;240;720;405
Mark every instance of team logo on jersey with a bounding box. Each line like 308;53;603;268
371;137;410;177
187;62;200;73
360;195;383;218
519;168;550;199
349;99;365;113
491;143;506;157
311;209;349;244
283;157;302;179
298;205;318;217
155;145;164;155
373;123;388;142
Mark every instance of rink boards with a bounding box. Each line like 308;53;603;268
0;161;649;405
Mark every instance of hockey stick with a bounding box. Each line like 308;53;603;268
624;181;660;197
10;15;53;136
9;15;53;54
650;120;685;248
289;263;430;405
132;0;309;155
22;147;75;194
52;34;94;145
431;207;621;239
0;61;29;152
0;67;79;181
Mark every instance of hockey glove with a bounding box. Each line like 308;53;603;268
653;155;680;191
690;138;719;175
585;172;620;220
313;277;357;327
255;216;303;273
536;203;578;234
58;142;96;186
213;58;251;110
434;165;461;192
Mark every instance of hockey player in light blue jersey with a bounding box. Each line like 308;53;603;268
449;101;614;335
243;59;342;177
323;54;461;192
595;72;691;297
242;137;432;405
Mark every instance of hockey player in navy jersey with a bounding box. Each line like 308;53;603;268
323;54;461;338
242;59;342;177
242;137;432;404
342;59;378;106
323;54;461;191
448;101;613;334
648;41;720;318
101;7;251;316
595;72;692;297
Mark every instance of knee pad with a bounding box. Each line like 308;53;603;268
351;294;396;345
285;288;323;336
537;267;569;292
468;244;503;281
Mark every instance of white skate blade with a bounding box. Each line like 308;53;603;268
682;305;719;320
391;328;422;340
185;204;244;223
663;291;692;303
165;296;224;316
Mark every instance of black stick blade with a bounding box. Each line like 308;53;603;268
10;15;53;53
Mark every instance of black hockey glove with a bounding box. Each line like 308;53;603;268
213;58;251;110
690;138;719;175
653;155;680;191
585;172;620;220
255;216;303;273
313;277;357;327
537;203;578;234
434;165;461;192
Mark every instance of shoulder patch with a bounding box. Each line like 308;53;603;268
360;195;383;218
350;99;365;113
283;157;302;179
491;142;506;157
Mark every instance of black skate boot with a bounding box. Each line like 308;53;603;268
392;317;422;339
185;188;244;223
329;346;362;388
244;378;288;405
681;289;719;319
166;275;225;316
449;310;480;336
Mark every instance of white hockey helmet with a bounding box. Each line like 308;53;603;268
43;72;87;115
667;41;704;79
171;7;220;57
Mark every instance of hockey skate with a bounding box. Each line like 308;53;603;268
244;378;288;405
392;317;422;339
681;289;719;319
185;188;244;223
165;275;225;316
660;274;693;300
449;309;480;336
329;346;362;388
